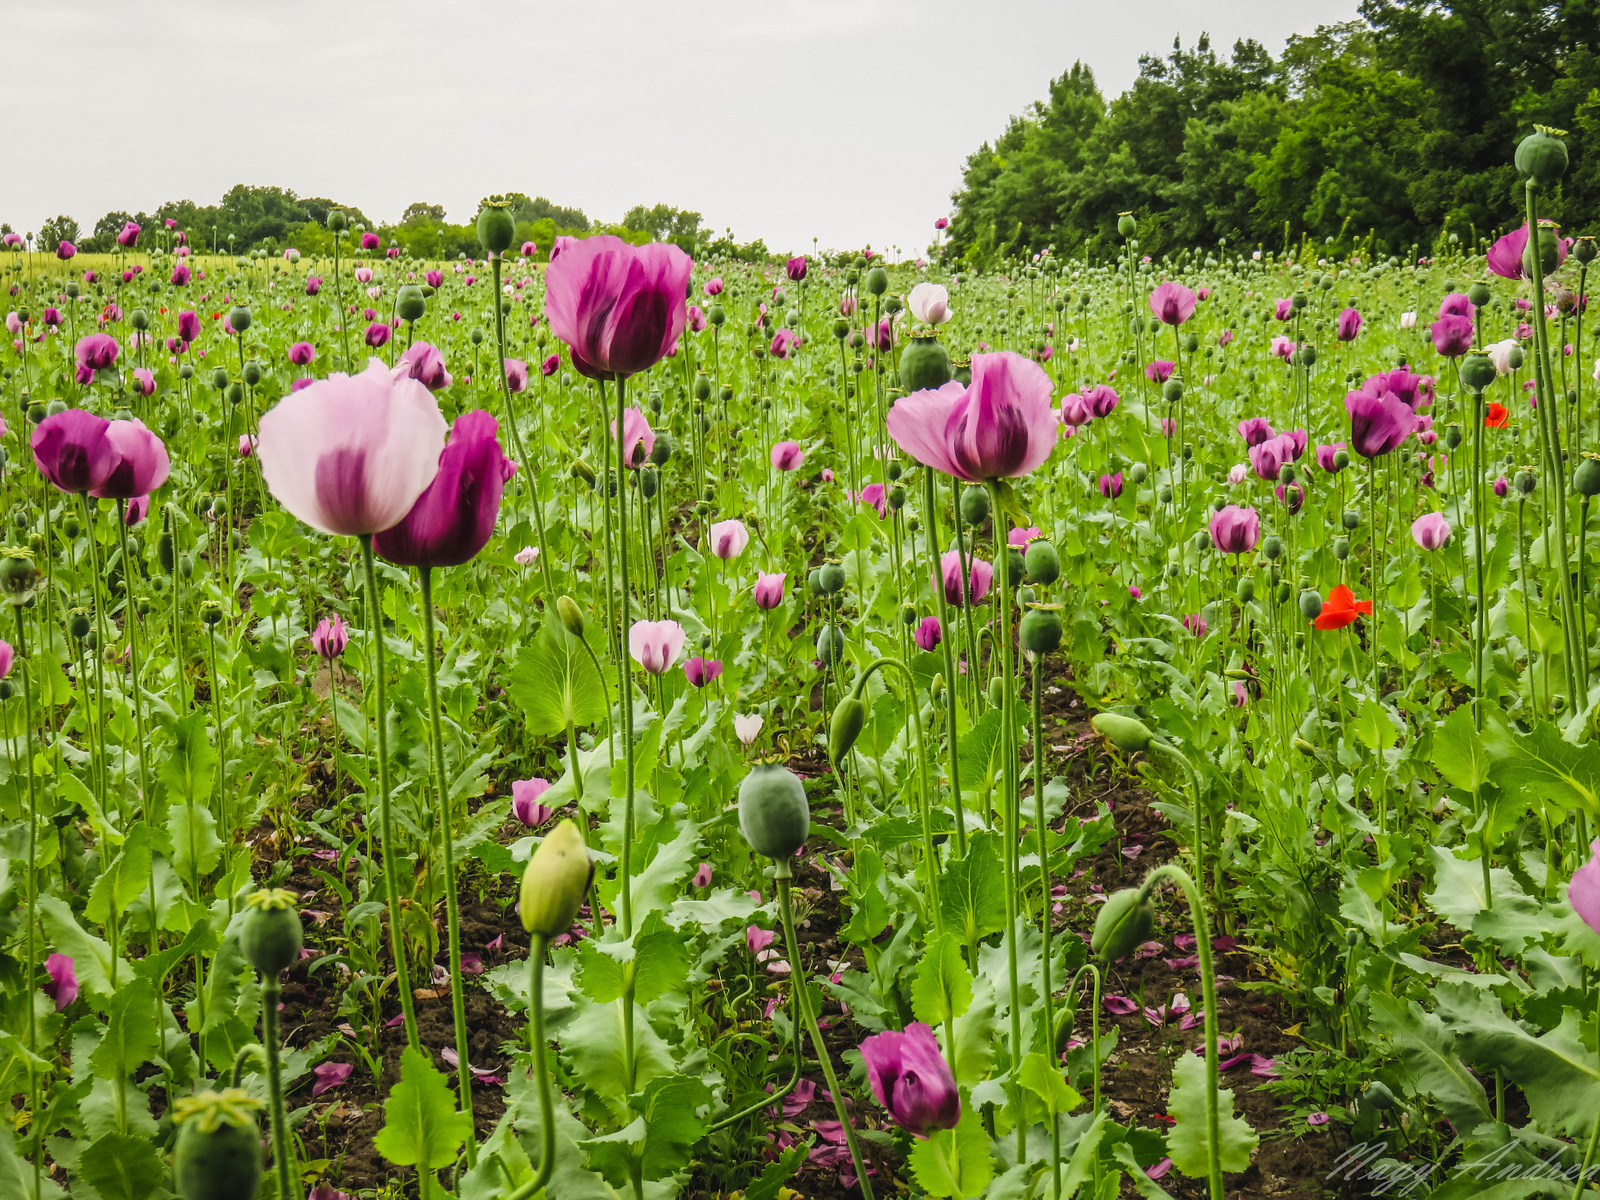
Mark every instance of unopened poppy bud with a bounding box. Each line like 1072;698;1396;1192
1091;887;1156;960
1361;1082;1398;1112
570;458;596;487
1514;469;1536;495
816;623;845;665
1342;510;1361;530
519;820;593;937
807;567;824;595
1237;577;1255;602
557;596;584;639
829;695;866;765
931;673;945;699
693;372;712;400
1091;711;1154;752
639;466;659;499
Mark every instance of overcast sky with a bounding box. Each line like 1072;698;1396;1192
2;0;1358;257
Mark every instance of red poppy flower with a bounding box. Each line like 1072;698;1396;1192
1313;584;1373;631
1485;402;1509;429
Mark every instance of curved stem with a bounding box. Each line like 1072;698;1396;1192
359;535;419;1050
419;568;474;1159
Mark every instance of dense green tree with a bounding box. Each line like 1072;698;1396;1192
621;203;707;254
38;215;79;252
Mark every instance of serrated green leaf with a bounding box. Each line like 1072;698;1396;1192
1368;992;1491;1132
911;933;973;1027
74;1131;165;1200
168;802;222;884
85;824;153;929
745;1138;810;1200
1018;1051;1082;1117
908;1106;993;1198
507;624;608;737
89;978;159;1081
1166;1052;1257;1177
159;710;216;804
939;834;1006;947
563;996;674;1117
373;1045;473;1170
1489;720;1600;819
1434;706;1492;792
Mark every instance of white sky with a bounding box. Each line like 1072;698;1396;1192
1;0;1359;257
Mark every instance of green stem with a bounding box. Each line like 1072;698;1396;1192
419;568;474;1159
500;937;557;1200
359;535;419;1050
261;975;296;1200
13;605;41;1198
919;468;967;855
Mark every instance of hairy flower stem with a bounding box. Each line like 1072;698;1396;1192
359;535;419;1051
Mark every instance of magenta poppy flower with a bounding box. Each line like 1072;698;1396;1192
504;358;528;393
854;483;889;518
770;440;804;471
1085;384;1120;417
1271;337;1296;359
360;232;380;251
512;778;554;827
934;216;949;230
425;270;443;288
32;410;115;494
1494;475;1509;497
1437;293;1474;319
1362;368;1430;410
693;862;714;888
1315;442;1346;472
92;419;170;500
311;615;349;659
1430;314;1474;358
785;255;808;282
629;619;687;675
75;332;120;375
686;305;707;333
397;342;451;391
914;615;942;651
859;1022;960;1137
1182;613;1207;637
41;307;62;327
364;322;391;349
1248;437;1292;482
938;551;993;606
1208;505;1260;555
1273;297;1292;321
1008;526;1042;547
541;353;560;377
170;263;190;286
865;318;892;353
770;328;801;359
1099;471;1123;499
611;406;656;469
56;241;77;260
0;641;12;680
305;275;322;296
545;235;692;380
520;241;537;258
131;368;156;396
289;342;315;367
753;572;787;610
1570;839;1600;934
1218;329;1234;348
1410;511;1451;550
1237;417;1275;447
116;222;140;248
177;310;201;343
1345;387;1415;458
373;410;508;569
43;954;77;1010
257;358;448;537
312;1062;354;1097
1487;221;1568;281
684;656;723;688
1336;307;1362;341
1060;392;1093;426
1148;281;1197;326
886;351;1057;483
1144;359;1174;384
702;276;723;296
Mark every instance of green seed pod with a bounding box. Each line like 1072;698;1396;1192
1091;711;1154;752
639;465;659;499
178;364;194;381
1299;590;1323;620
1158;485;1173;505
1274;581;1292;603
1341;510;1361;531
807;567;824;595
829;695;866;764
200;599;223;627
172;1089;265;1200
1360;1082;1398;1112
1020;603;1063;654
899;337;951;392
1025;540;1060;585
1514;469;1536;495
959;484;989;524
476;196;516;254
1333;537;1350;560
225;305;251;334
68;608;92;640
986;677;1004;707
557;596;584;639
1237;577;1256;602
737;762;811;858
888;484;906;510
1515;125;1569;185
900;603;918;627
327;209;348;232
649;431;673;466
1162;378;1184;404
815;623;845;665
1467;281;1492;307
693;372;712;400
520;819;593;937
0;548;38;606
1261;535;1283;560
1333;449;1350;470
1459;353;1495;392
1117;212;1137;238
1007;547;1025;582
61;513;81;539
1574;237;1598;265
818;560;846;595
395;284;426;322
1128;462;1149;485
1574;453;1600;497
129;309;149;331
239;888;303;975
211;367;230;390
1527;223;1564;275
241;361;262;387
864;266;888;296
1091;887;1157;960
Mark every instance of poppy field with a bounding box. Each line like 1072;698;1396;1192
3;124;1600;1200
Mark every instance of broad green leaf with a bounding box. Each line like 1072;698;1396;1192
1434;706;1491;792
1353;697;1399;752
908;1106;993;1198
85;824;153;928
563;996;675;1116
89;978;159;1081
599;817;700;923
951;979;998;1087
911;933;973;1027
74;1131;165;1200
507;624;608;737
583;1073;712;1185
939;835;1006;948
1018;1051;1082;1117
1368;993;1491;1132
577;913;690;1006
168;802;223;883
0;1120;66;1200
159;711;217;804
1113;1140;1178;1200
373;1045;474;1170
1489;720;1600;819
1425;845;1529;931
1165;1052;1257;1177
38;896;126;1002
58;771;121;848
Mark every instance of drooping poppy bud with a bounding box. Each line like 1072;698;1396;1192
1091;887;1157;960
1091;712;1154;752
519;820;593;937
